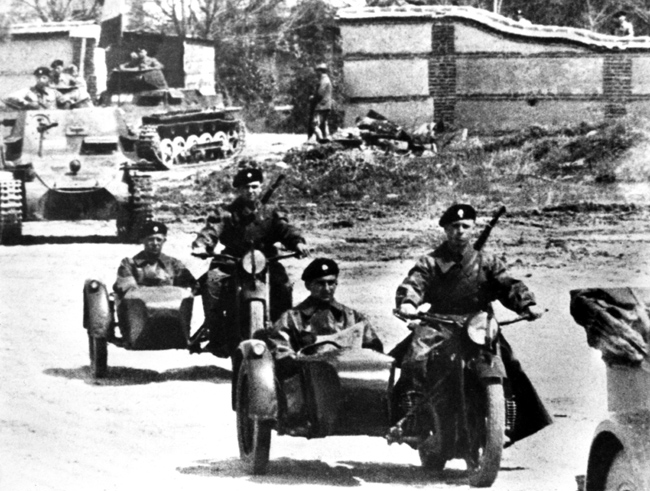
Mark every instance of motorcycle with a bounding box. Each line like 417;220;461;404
233;309;531;487
189;246;297;357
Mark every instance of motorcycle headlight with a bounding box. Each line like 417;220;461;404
241;250;267;275
466;312;499;345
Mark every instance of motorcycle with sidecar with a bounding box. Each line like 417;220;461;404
233;309;534;487
83;247;296;378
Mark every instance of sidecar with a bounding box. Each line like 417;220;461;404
232;339;395;474
83;279;194;378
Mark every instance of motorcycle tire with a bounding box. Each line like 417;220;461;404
236;364;272;475
88;333;108;379
467;382;505;488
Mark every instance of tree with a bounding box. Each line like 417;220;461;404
10;0;101;22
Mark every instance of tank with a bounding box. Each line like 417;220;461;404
0;106;153;244
99;70;246;169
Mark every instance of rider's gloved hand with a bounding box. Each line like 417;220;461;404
523;305;544;321
191;245;209;259
399;302;418;317
295;243;310;258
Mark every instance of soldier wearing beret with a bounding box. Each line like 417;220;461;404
191;164;309;356
5;67;65;110
266;258;383;362
394;203;551;443
114;221;196;297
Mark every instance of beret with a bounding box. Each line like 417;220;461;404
439;204;477;227
301;258;339;282
233;167;263;188
34;66;51;77
140;221;167;238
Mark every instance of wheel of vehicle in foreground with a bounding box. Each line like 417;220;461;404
467;382;505;488
236;367;272;474
419;410;446;472
0;179;23;245
604;449;642;491
88;333;108;379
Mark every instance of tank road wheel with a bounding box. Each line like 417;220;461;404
229;122;247;158
135;125;160;163
172;136;187;164
236;366;272;474
88;333;108;379
158;138;175;169
466;382;505;488
212;131;229;155
0;179;23;245
604;450;643;491
117;175;153;243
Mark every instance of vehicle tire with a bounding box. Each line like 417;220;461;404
116;174;153;243
248;300;265;339
236;366;272;475
88;333;108;379
467;382;505;488
419;447;446;473
0;179;23;245
604;449;642;491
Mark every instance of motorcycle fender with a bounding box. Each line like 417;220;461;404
240;276;267;302
235;340;278;419
473;353;507;380
83;279;113;338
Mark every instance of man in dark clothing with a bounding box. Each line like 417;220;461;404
394;204;551;444
191;166;309;356
267;258;383;360
114;221;196;297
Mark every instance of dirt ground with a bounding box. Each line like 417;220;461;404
2;133;650;491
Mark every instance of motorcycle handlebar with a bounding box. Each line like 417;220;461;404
392;308;540;326
191;250;300;263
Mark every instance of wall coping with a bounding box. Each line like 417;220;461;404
337;5;650;50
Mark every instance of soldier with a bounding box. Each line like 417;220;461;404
49;60;92;108
191;165;309;356
308;63;333;143
394;204;551;443
5;67;64;110
266;258;384;361
114;221;196;297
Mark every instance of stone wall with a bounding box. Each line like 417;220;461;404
338;6;650;133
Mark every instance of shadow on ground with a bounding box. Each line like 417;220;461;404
44;364;231;385
6;235;121;246
176;457;503;486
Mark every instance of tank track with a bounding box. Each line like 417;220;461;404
116;174;153;243
135;119;247;169
0;179;23;244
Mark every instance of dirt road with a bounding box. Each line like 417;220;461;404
2;134;650;491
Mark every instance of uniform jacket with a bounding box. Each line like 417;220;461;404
269;296;383;358
193;197;305;258
9;85;64;110
113;251;196;296
395;242;536;315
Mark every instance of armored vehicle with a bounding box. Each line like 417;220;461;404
100;70;246;169
0;106;153;244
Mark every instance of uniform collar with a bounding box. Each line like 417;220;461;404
133;250;171;267
433;242;476;273
297;295;344;316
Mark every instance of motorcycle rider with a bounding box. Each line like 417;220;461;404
394;203;552;444
265;258;384;361
191;164;310;357
114;221;196;297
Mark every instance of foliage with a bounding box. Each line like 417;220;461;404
9;0;100;22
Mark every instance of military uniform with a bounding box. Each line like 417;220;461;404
269;296;383;359
193;195;306;354
7;85;63;110
394;227;552;444
113;250;196;296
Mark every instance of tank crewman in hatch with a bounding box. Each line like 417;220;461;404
4;66;65;110
265;258;384;361
114;221;197;297
393;203;552;444
49;59;93;108
191;164;310;357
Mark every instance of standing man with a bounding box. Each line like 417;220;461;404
614;12;634;37
308;63;333;143
267;258;384;361
394;204;551;444
114;221;196;297
191;165;310;356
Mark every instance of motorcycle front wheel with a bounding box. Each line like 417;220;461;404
236;365;272;474
466;381;505;488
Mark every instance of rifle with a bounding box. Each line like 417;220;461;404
473;205;506;251
261;174;286;205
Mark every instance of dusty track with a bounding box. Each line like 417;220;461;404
2;134;650;491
